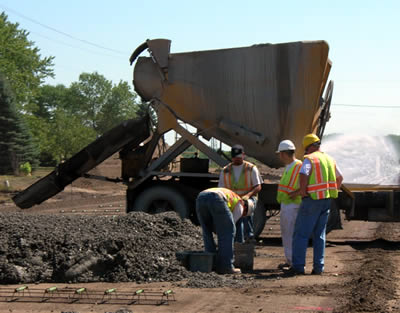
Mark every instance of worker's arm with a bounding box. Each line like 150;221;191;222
299;158;312;197
242;184;261;200
336;174;343;190
335;164;343;189
289;188;301;199
287;162;303;199
299;173;309;197
242;166;262;200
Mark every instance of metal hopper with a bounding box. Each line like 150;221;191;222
131;39;332;168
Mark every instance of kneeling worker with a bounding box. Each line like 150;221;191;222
196;187;255;274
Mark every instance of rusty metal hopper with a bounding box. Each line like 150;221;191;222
132;39;332;168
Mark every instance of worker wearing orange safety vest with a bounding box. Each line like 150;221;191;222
275;140;302;269
289;134;343;276
196;187;255;274
218;144;262;242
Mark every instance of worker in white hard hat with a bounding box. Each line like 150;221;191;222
275;139;302;270
218;144;262;243
196;187;256;274
287;134;343;276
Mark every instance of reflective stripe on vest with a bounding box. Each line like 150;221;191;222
222;161;254;196
277;160;302;205
207;187;242;212
305;151;338;200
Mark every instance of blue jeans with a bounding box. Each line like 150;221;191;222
235;216;254;242
292;197;331;273
196;191;236;272
235;197;257;242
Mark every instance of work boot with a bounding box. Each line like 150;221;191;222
277;262;291;270
311;269;323;275
283;267;305;277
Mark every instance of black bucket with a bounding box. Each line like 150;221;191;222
234;243;255;270
176;251;215;273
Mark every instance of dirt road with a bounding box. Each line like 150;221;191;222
1;167;400;312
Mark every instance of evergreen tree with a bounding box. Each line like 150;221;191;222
0;73;39;174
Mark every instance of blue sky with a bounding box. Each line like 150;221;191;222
1;0;399;136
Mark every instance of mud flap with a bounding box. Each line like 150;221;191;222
326;199;342;234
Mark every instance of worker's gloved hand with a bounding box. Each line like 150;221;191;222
242;195;249;201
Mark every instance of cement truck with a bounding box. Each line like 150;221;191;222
13;39;400;237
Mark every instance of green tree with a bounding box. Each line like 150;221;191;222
0;72;39;174
29;73;144;165
32;84;69;119
68;72;112;132
0;12;54;108
24;113;55;165
97;80;138;133
50;109;97;162
25;107;97;165
25;84;72;165
68;72;142;135
136;101;151;119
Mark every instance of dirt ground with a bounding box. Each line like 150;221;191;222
1;156;400;313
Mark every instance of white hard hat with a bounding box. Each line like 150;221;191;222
243;199;256;217
276;140;296;153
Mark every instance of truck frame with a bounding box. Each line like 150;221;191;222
13;39;400;237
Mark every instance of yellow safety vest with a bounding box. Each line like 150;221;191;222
304;151;338;200
222;161;255;197
277;159;302;205
207;187;242;212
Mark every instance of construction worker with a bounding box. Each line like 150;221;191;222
276;140;302;269
196;187;255;274
218;144;262;242
288;134;343;276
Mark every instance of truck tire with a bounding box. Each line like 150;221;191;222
253;201;267;239
132;186;190;219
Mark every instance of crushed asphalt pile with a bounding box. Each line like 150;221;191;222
0;211;255;288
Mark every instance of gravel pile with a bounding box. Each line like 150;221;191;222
0;211;255;288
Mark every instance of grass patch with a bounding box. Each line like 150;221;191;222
0;167;53;203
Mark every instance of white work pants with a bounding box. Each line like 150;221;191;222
280;203;300;265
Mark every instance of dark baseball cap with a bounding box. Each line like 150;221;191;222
231;144;244;158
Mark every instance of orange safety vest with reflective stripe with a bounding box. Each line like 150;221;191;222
222;161;255;197
206;187;243;212
277;159;302;205
304;151;338;200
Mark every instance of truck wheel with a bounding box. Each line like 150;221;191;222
253;201;267;238
132;186;190;219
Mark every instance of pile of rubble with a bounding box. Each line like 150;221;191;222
0;211;254;288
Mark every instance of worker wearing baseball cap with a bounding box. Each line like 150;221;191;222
275;140;302;269
218;144;262;242
288;134;343;276
196;187;256;274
